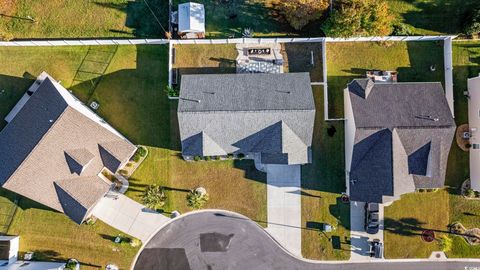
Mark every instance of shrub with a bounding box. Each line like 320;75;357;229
276;0;329;30
322;0;394;37
130;238;142;247
164;85;179;97
466;188;475;198
466;143;472;149
227;154;234;159
237;153;245;160
142;185;167;210
205;156;212;161
439;235;453;252
418;188;426;193
186;189;209;210
119;169;128;176
132;154;141;163
392;23;413;36
215;156;221;160
137;147;147;157
194;156;201;161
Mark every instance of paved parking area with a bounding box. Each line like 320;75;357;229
350;201;384;261
91;191;170;242
264;164;302;257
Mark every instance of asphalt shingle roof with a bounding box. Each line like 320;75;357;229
178;73;315;165
347;79;455;203
0;75;136;223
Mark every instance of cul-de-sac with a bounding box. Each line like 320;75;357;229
1;1;480;270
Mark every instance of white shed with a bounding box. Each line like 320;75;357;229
468;74;480;191
178;2;205;37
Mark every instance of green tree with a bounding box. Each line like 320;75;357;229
277;0;329;30
322;0;393;37
186;189;209;210
464;8;480;36
142;185;167;210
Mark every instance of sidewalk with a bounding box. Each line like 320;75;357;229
91;191;170;242
264;164;302;257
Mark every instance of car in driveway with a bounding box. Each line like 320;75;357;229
364;202;379;234
370;239;383;258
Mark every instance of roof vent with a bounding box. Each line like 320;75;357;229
203;91;215;95
415;115;439;121
181;97;201;103
275;90;291;94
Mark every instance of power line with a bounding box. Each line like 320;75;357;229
142;0;168;34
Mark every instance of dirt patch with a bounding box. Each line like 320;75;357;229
456;124;470;152
0;0;16;15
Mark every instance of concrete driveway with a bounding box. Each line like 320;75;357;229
264;164;302;257
91;191;170;242
350;201;384;261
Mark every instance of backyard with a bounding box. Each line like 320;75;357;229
387;0;479;35
0;0;168;39
326;41;445;118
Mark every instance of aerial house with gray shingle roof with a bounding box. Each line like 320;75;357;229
0;72;137;224
344;79;456;204
177;73;315;165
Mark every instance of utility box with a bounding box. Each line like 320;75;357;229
0;236;19;265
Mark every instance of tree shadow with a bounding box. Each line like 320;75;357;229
328;197;350;230
400;0;478;35
94;0;168;38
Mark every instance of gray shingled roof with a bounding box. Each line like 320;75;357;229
0;76;136;224
347;79;455;203
178;73;315;165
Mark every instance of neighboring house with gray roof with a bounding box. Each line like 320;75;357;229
344;79;455;203
178;73;315;165
0;72;137;224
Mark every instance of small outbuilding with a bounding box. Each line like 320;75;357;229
176;2;205;39
0;236;19;264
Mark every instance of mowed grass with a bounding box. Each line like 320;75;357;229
2;189;139;269
383;190;450;259
301;86;350;260
326;41;444;118
387;0;479;35
0;0;167;39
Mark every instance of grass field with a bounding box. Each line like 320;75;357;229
326;41;444;118
0;0;167;39
301;86;350;260
387;0;479;35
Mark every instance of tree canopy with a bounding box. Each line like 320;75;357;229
322;0;393;37
277;0;329;31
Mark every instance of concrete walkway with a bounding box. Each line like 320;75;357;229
264;164;302;257
350;201;384;261
91;191;170;242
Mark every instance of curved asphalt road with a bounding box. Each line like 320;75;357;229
133;210;480;270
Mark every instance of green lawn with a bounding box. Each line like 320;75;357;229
384;190;450;258
301;86;350;260
387;0;479;35
0;0;167;39
326;41;445;118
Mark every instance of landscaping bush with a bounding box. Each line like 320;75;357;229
119;169;128;176
418;188;426;192
464;8;480;36
205;156;212;161
322;0;394;37
186;189;209;210
227;154;234;159
439;235;452;252
392;23;413;36
142;185;167;210
137;147;147;157
194;156;201;161
466;188;475;198
130;238;142;247
237;153;245;160
164;85;179;97
276;0;329;30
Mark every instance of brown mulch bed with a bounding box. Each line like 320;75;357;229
456;124;470;152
